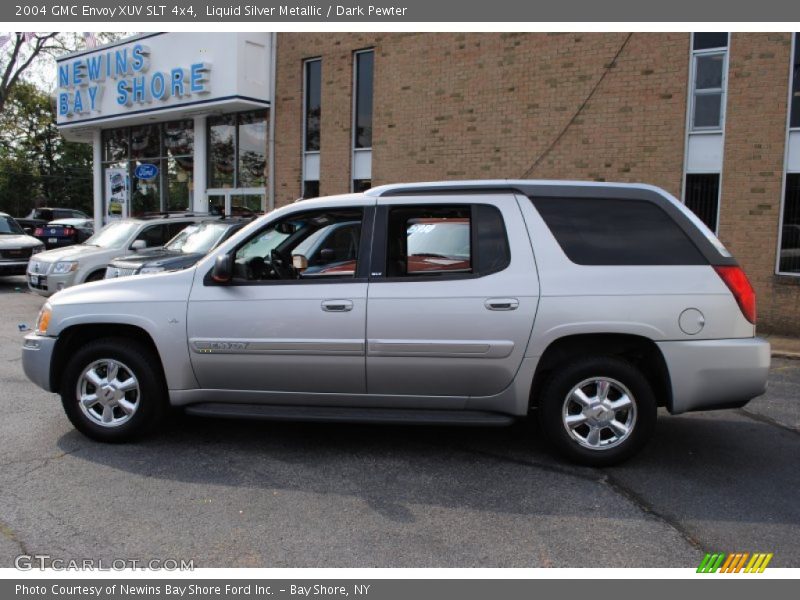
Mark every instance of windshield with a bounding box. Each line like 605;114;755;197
84;221;140;248
165;222;232;254
0;216;24;235
407;220;470;259
237;228;291;261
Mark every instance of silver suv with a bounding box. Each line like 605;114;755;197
21;181;770;466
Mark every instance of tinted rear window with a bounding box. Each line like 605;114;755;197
530;196;707;266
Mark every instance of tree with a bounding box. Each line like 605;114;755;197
1;32;129;112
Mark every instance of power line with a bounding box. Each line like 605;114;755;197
521;33;634;179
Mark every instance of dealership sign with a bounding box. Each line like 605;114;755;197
57;42;211;119
134;163;159;180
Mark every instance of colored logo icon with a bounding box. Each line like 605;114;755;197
697;552;773;573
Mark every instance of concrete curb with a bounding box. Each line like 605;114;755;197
772;351;800;360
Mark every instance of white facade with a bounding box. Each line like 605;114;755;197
55;32;274;226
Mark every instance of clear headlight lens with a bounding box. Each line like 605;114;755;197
52;261;78;274
35;303;52;335
139;266;165;274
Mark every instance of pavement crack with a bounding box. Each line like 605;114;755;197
737;408;800;436
0;518;30;556
602;473;706;553
1;445;87;482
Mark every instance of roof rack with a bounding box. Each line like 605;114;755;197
139;211;212;220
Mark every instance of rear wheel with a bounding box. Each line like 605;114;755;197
60;338;167;442
538;356;656;467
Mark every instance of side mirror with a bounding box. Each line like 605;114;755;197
131;239;147;251
23;227;32;235
212;253;233;283
292;254;309;272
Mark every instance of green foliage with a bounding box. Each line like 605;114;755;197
0;82;92;217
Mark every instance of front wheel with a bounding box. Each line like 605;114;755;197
60;338;167;442
538;357;656;467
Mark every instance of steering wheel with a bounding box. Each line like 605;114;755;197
270;248;294;279
245;256;268;280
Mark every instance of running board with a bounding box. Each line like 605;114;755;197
184;403;515;426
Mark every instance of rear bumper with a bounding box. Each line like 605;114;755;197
657;337;770;414
22;333;57;392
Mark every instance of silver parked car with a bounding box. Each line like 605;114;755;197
21;181;770;466
27;213;218;296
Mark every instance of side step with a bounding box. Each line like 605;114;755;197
184;403;515;427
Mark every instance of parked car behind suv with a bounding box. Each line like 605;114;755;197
105;218;252;279
16;208;89;234
0;213;44;276
33;218;94;249
21;181;770;466
27;213;217;296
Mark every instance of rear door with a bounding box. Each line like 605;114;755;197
365;195;539;399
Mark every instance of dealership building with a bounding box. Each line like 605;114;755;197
55;32;800;334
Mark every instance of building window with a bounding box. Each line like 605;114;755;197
685;173;720;233
690;33;728;131
207;110;268;190
101;120;194;217
352;49;374;192
779;34;800;275
302;59;321;198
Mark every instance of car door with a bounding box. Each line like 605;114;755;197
186;203;374;395
366;195;540;399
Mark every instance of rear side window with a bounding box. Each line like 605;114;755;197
531;197;706;266
384;204;510;278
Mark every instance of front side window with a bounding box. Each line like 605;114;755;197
134;224;171;248
232;209;364;282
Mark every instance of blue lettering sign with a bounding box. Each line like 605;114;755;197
170;68;187;97
58;64;70;88
58;93;70;116
115;49;129;77
86;55;104;82
116;80;131;106
150;71;168;100
190;63;210;93
132;44;150;72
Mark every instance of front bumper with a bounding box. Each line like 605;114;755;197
0;260;29;276
657;337;771;414
26;269;77;296
22;333;57;392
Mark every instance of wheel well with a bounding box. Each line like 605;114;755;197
529;334;672;411
50;324;165;393
83;268;106;283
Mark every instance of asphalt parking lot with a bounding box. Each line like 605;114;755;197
0;275;798;568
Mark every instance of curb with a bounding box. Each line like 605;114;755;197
772;351;800;360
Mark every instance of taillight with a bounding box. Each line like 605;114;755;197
67;226;77;238
34;228;43;236
714;265;756;324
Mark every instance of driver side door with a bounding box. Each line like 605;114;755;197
186;205;373;397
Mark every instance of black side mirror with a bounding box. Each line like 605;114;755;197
212;254;233;283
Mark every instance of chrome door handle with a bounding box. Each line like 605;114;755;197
485;298;519;311
322;299;354;312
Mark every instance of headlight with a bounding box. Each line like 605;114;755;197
52;261;78;274
139;266;165;274
35;303;52;335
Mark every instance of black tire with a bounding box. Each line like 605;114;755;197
538;356;656;467
60;337;167;442
84;270;106;283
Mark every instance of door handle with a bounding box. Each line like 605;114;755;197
322;299;354;312
485;298;519;311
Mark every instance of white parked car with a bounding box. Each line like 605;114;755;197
0;212;44;277
27;213;218;296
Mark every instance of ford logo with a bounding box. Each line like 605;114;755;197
134;163;159;180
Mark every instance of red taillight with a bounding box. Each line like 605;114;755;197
714;265;756;324
67;226;77;238
34;228;43;236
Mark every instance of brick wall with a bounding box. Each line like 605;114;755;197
274;32;800;334
720;32;799;334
